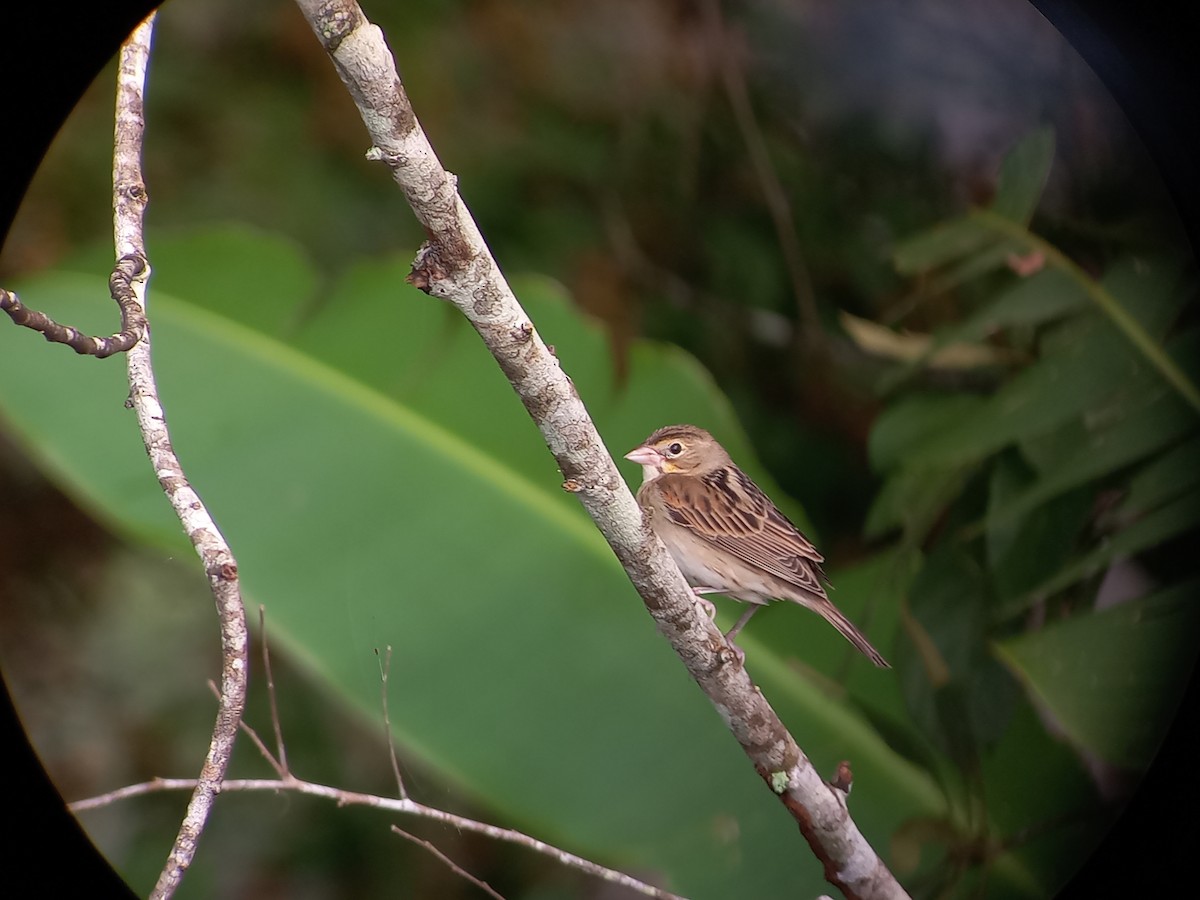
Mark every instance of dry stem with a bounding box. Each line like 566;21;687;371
109;15;251;898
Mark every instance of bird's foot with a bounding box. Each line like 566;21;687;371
690;588;718;620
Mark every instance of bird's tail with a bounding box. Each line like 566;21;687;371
812;599;890;668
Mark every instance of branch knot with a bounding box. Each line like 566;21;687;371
313;0;359;51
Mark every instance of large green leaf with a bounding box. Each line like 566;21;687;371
994;579;1200;768
1;228;956;897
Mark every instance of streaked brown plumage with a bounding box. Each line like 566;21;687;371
625;424;889;668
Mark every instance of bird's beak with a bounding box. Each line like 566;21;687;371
623;445;661;467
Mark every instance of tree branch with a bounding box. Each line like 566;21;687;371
74;622;681;900
291;2;906;897
72;775;679;899
389;826;506;900
0;262;147;356
108;15;250;899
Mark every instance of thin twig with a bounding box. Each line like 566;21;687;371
71;777;681;899
377;646;409;799
187;620;670;896
290;2;906;897
259;606;289;775
108;16;250;898
391;826;506;900
700;0;824;357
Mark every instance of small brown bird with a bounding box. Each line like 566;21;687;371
625;424;889;668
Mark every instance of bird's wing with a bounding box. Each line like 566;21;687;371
654;466;828;598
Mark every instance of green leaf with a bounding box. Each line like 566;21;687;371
905;289;1196;469
1122;434;1200;517
1096;253;1190;339
985;386;1198;527
995;579;1200;768
868;392;987;472
863;463;968;542
1005;487;1200;613
918;241;1024;295
991;127;1056;224
892;215;995;275
968;215;1200;414
1;227;945;897
873;263;1082;395
890;119;1057;279
896;544;1021;756
901;316;1122;466
978;700;1110;893
984;451;1094;603
945;266;1087;346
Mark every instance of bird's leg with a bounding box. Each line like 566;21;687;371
724;605;758;642
690;586;720;620
720;605;759;667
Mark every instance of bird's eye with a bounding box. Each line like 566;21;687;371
667;442;683;456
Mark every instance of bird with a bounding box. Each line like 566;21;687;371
625;424;889;668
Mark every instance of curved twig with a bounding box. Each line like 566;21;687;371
108;15;250;899
0;257;147;357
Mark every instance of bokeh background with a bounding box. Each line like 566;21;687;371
2;0;1197;897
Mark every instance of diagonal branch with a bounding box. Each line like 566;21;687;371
291;2;907;897
389;826;506;900
108;15;250;899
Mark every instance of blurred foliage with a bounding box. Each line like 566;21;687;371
2;0;1197;898
855;128;1199;896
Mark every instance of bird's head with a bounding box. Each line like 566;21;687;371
624;424;730;483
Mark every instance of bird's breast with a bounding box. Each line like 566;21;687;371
653;518;774;605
